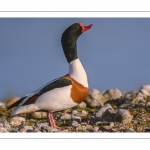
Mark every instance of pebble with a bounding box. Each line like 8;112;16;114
110;122;114;126
113;109;132;124
101;125;112;131
77;102;87;109
146;102;150;106
125;128;135;132
102;108;116;120
72;110;79;115
93;126;99;132
95;104;112;119
75;125;83;132
41;126;58;132
85;125;93;131
80;110;88;117
31;111;47;119
3;122;11;130
60;113;71;120
72;116;81;123
119;103;135;109
19;126;33;132
85;89;104;108
139;85;150;96
72;121;80;127
0;127;8;132
0;118;3;123
0;102;6;108
103;88;122;101
9;116;26;126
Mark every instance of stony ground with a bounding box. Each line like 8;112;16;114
0;86;150;133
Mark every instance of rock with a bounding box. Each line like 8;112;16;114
0;127;8;132
72;116;81;123
77;102;86;109
60;113;71;120
85;125;93;131
113;109;132;124
120;92;145;105
3;122;11;130
72;121;80;127
75;125;83;132
146;102;150;106
95;104;112;119
137;102;145;107
110;122;114;126
93;126;99;132
6;97;20;107
9;116;25;126
101;125;112;131
41;126;58;132
31;111;47;119
125;128;135;132
85;89;104;108
102;108;116;121
36;122;49;128
103;88;122;102
119;103;135;109
0;102;6;108
19;126;33;132
139;85;150;96
80;110;88;116
0;118;3;123
72;110;79;115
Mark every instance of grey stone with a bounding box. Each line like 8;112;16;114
41;126;58;132
146;102;150;106
72;110;79;115
110;122;114;126
72;121;80;127
103;88;122;102
0;127;8;132
72;116;81;123
60;113;71;120
125;128;135;132
95;104;112;119
19;126;33;132
77;102;87;109
85;89;104;108
0;102;6;108
85;125;93;131
32;111;47;119
102;108;116;120
101;125;112;131
93;126;99;132
9;116;25;126
3;122;11;130
113;109;132;124
139;85;150;96
75;125;83;132
119;103;135;109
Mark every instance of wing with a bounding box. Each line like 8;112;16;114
7;75;72;110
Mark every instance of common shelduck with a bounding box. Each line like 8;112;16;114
8;22;93;129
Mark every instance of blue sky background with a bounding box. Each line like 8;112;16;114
0;18;150;101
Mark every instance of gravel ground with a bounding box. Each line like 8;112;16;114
0;87;150;133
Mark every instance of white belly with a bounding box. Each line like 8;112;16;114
35;85;77;112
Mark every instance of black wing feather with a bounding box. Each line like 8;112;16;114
7;96;27;110
38;77;72;95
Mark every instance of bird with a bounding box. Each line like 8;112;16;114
7;22;93;129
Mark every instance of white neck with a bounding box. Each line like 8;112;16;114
69;58;88;87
